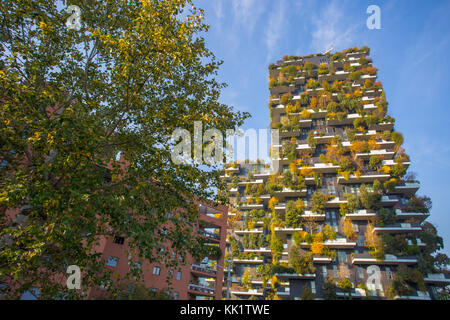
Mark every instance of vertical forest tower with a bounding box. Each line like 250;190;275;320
220;46;448;300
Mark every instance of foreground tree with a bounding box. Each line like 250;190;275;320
0;0;248;299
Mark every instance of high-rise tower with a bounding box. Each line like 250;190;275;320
220;46;449;300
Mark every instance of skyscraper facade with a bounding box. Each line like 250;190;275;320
221;46;449;300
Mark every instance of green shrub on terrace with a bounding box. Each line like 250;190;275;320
300;285;316;300
305;78;320;89
340;193;359;216
391;131;404;146
324;224;337;240
369;154;383;170
359;184;381;210
306;131;317;148
288;244;316;275
318;63;329;75
349;70;362;81
281;64;298;76
376;208;396;226
390;162;406;178
280;92;293;105
311;191;327;214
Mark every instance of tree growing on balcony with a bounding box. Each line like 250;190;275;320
323;276;337;300
311;191;327;214
300;285;315;300
288;244;315;275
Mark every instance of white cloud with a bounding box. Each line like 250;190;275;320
213;0;224;20
231;0;265;35
310;0;360;53
265;1;287;60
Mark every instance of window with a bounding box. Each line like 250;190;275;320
311;281;316;294
20;288;40;300
106;256;119;267
131;262;141;270
322;266;327;277
176;271;182;281
357;235;365;246
338;251;346;263
153;266;161;275
113;236;125;245
0;282;6;298
149;288;157;293
386;267;392;279
358;266;364;279
173;292;179;300
333;265;338;277
169;270;174;276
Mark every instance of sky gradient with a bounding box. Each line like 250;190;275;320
194;0;450;255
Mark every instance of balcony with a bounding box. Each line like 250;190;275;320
355;149;395;161
251;279;289;287
372;223;422;234
313;256;333;264
395;209;429;222
232;257;264;264
351;253;417;265
307;108;327;119
394;291;431;300
191;264;217;277
354;130;377;140
234;229;264;235
327;113;362;126
325;196;348;208
337;173;390;184
302;211;326;221
298;238;356;249
313;134;336;144
318;70;349;81
274;188;308;198
238;203;264;210
345;209;377;220
275;273;316;279
272;143;314;153
394;182;420;195
336;288;367;299
424;273;450;284
361;74;377;80
303;163;340;174
363;103;377;110
376;140;395;149
197;229;221;242
244;247;272;255
274;226;303;234
382;159;411;169
237;179;264;186
380;195;399;205
187;283;215;296
276;287;290;298
369;122;394;131
231;288;264;296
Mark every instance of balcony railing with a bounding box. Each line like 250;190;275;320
191;264;217;276
197;229;220;240
187;283;215;295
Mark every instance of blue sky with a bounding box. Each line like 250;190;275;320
194;0;450;255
